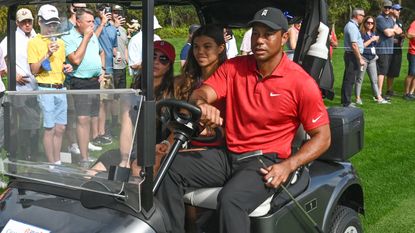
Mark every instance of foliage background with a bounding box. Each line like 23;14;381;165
0;0;413;39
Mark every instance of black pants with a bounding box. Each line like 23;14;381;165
341;52;359;106
155;149;279;233
113;68;126;89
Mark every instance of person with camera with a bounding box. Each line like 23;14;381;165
28;4;73;164
62;8;106;167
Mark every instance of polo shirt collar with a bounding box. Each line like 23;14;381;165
72;27;83;38
248;53;290;79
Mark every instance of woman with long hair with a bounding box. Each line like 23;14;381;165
355;16;389;104
175;24;227;146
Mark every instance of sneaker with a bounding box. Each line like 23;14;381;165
385;90;394;98
378;99;391;104
403;93;415;101
101;133;113;143
88;142;102;151
68;143;81;155
79;160;92;169
382;95;391;101
356;99;363;105
92;136;112;146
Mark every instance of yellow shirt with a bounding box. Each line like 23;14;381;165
27;34;65;84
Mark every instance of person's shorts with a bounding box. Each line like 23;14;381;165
70;77;100;117
37;87;67;128
408;53;415;76
100;74;115;101
376;54;393;76
387;50;403;77
113;68;127;89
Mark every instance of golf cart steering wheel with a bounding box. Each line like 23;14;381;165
157;99;202;139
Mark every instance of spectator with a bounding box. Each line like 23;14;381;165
385;3;405;97
329;24;338;58
27;4;73;164
94;3;120;145
355;16;389;105
0;48;6;150
156;7;330;233
341;8;365;107
127;19;140;38
286;20;301;60
180;24;200;66
240;28;252;55
403;18;415;100
62;8;105;166
62;3;89;156
128;15;162;78
375;0;402;100
223;27;238;58
0;8;41;160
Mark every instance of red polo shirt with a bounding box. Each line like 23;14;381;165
204;54;329;158
408;20;415;55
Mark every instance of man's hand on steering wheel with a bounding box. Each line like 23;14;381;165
197;103;223;129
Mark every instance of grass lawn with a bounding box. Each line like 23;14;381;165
1;36;415;232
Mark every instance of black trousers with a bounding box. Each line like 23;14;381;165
341;52;360;106
155;149;279;233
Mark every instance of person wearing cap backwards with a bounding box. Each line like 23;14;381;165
156;7;330;233
375;0;403;101
27;4;73;164
0;8;42;161
385;3;405;98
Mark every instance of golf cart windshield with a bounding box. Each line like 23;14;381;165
1;89;144;198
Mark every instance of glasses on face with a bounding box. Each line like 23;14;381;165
154;54;170;65
358;14;365;17
366;21;374;25
384;6;391;10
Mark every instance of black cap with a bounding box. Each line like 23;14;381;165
248;7;288;31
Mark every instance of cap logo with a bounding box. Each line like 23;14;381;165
261;9;268;16
22;11;27;15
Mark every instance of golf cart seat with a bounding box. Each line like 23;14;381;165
183;126;310;217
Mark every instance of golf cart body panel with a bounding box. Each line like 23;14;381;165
0;0;362;233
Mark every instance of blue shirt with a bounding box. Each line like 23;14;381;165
362;32;377;60
94;18;118;74
376;13;394;55
344;19;364;54
62;27;102;78
180;43;191;60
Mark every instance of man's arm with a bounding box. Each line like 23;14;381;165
351;42;365;66
260;124;331;188
67;29;94;66
30;43;57;75
189;84;223;128
94;12;109;37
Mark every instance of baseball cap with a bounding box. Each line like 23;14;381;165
248;7;288;31
38;4;60;25
16;8;34;22
154;16;162;29
392;4;402;10
112;5;123;11
383;0;393;7
189;24;200;34
154;40;176;63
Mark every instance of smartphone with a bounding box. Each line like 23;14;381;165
226;28;234;40
104;6;111;14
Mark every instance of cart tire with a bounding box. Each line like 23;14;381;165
329;205;362;233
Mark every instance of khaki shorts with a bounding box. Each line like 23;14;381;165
100;74;115;100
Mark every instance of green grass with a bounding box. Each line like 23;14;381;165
329;40;415;233
2;37;415;232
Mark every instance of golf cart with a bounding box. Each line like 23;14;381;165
0;0;364;233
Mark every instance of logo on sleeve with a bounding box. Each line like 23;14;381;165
270;92;281;97
312;114;323;123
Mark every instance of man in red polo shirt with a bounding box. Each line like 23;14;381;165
156;7;331;233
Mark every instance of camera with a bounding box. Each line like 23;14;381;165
104;6;112;14
225;28;234;40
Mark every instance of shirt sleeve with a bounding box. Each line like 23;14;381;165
0;49;6;71
348;25;359;43
27;39;38;64
203;61;229;100
376;16;389;33
0;37;7;58
240;29;252;52
62;35;76;56
408;22;415;34
128;35;142;66
297;76;329;131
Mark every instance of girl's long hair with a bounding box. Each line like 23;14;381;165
360;16;376;34
175;24;227;101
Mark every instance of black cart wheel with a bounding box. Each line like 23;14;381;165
329;205;363;233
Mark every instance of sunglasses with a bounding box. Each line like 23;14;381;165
366;22;374;25
154;54;170;65
384;6;392;10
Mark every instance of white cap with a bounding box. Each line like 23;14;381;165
16;8;34;22
154;16;162;29
38;4;60;25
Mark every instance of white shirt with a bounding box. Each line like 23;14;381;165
0;27;37;91
240;28;252;55
226;36;238;59
128;31;161;75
